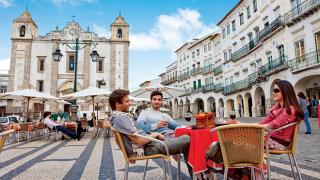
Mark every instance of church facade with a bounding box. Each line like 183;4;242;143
6;10;129;114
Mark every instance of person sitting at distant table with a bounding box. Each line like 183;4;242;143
43;111;81;140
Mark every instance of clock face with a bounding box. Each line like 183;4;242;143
69;28;76;36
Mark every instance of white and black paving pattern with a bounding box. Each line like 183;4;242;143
0;118;319;180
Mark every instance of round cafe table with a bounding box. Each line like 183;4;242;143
175;127;219;176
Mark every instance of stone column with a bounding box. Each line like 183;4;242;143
243;97;249;117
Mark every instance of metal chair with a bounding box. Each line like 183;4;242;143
0;129;14;155
47;125;61;141
210;124;266;180
111;127;173;180
265;122;302;180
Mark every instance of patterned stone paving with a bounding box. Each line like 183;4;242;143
0;118;319;180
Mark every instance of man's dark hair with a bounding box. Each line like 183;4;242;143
43;111;51;118
150;90;163;99
109;89;130;110
83;113;87;117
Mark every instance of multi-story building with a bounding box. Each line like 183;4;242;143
160;61;178;87
5;10;130;115
161;0;320;119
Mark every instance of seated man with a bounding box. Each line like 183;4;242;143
137;90;180;136
43;111;80;140
109;89;192;177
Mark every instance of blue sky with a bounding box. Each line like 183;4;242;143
0;0;238;90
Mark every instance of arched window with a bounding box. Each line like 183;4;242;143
117;28;122;38
20;25;26;37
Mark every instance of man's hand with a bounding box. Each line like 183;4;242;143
150;132;165;140
156;120;168;128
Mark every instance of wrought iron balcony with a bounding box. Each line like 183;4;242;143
178;72;190;81
213;83;224;92
284;0;320;26
190;67;202;76
162;76;177;85
203;83;215;92
231;16;284;62
288;50;320;73
202;64;214;74
213;65;223;75
223;79;250;95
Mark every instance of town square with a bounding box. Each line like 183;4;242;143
0;0;320;179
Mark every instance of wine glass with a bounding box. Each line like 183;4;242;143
184;112;192;126
229;111;236;120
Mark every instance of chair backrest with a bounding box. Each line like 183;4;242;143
111;127;130;162
216;124;265;168
0;129;14;155
290;122;300;154
19;123;32;132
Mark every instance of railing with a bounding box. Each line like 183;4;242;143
223;79;249;95
214;83;224;92
288;50;320;72
231;16;284;62
213;65;223;75
284;0;320;24
203;83;215;92
178;72;190;81
162;77;177;85
190;67;202;76
202;64;214;74
258;16;284;40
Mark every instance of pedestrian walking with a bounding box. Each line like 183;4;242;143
238;103;242;117
298;92;311;134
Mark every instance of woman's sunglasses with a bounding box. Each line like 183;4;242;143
273;88;281;93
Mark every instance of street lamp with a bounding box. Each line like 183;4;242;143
52;37;100;121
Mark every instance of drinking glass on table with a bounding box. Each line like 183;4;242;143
229;111;236;120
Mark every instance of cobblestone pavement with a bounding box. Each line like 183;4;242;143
0;118;319;180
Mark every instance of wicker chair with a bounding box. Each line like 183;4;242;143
210;124;266;180
0;129;14;155
7;123;21;143
265;122;302;180
111;127;173;180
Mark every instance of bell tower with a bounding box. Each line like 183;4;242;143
110;14;129;42
109;14;130;90
8;9;38;91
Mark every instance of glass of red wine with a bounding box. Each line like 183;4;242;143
229;111;236;120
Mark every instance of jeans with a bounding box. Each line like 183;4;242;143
55;125;77;139
304;111;312;133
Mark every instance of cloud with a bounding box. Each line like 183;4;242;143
0;0;12;7
52;0;95;6
130;8;219;52
92;23;110;38
0;57;10;74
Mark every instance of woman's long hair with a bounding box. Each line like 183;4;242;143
275;80;304;120
297;92;306;99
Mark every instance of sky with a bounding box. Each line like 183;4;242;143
0;0;239;90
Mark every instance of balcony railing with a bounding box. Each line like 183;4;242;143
162;76;177;85
190;67;202;76
213;83;224;92
213;65;223;75
223;79;250;95
288;50;320;73
202;64;214;74
231;16;284;62
284;0;320;25
178;72;190;81
203;83;215;92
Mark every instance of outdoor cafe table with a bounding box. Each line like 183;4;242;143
175;127;219;175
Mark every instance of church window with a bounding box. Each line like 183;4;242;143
38;57;45;72
0;85;7;93
117;28;123;38
37;80;44;92
68;55;75;72
96;57;104;73
20;25;26;37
